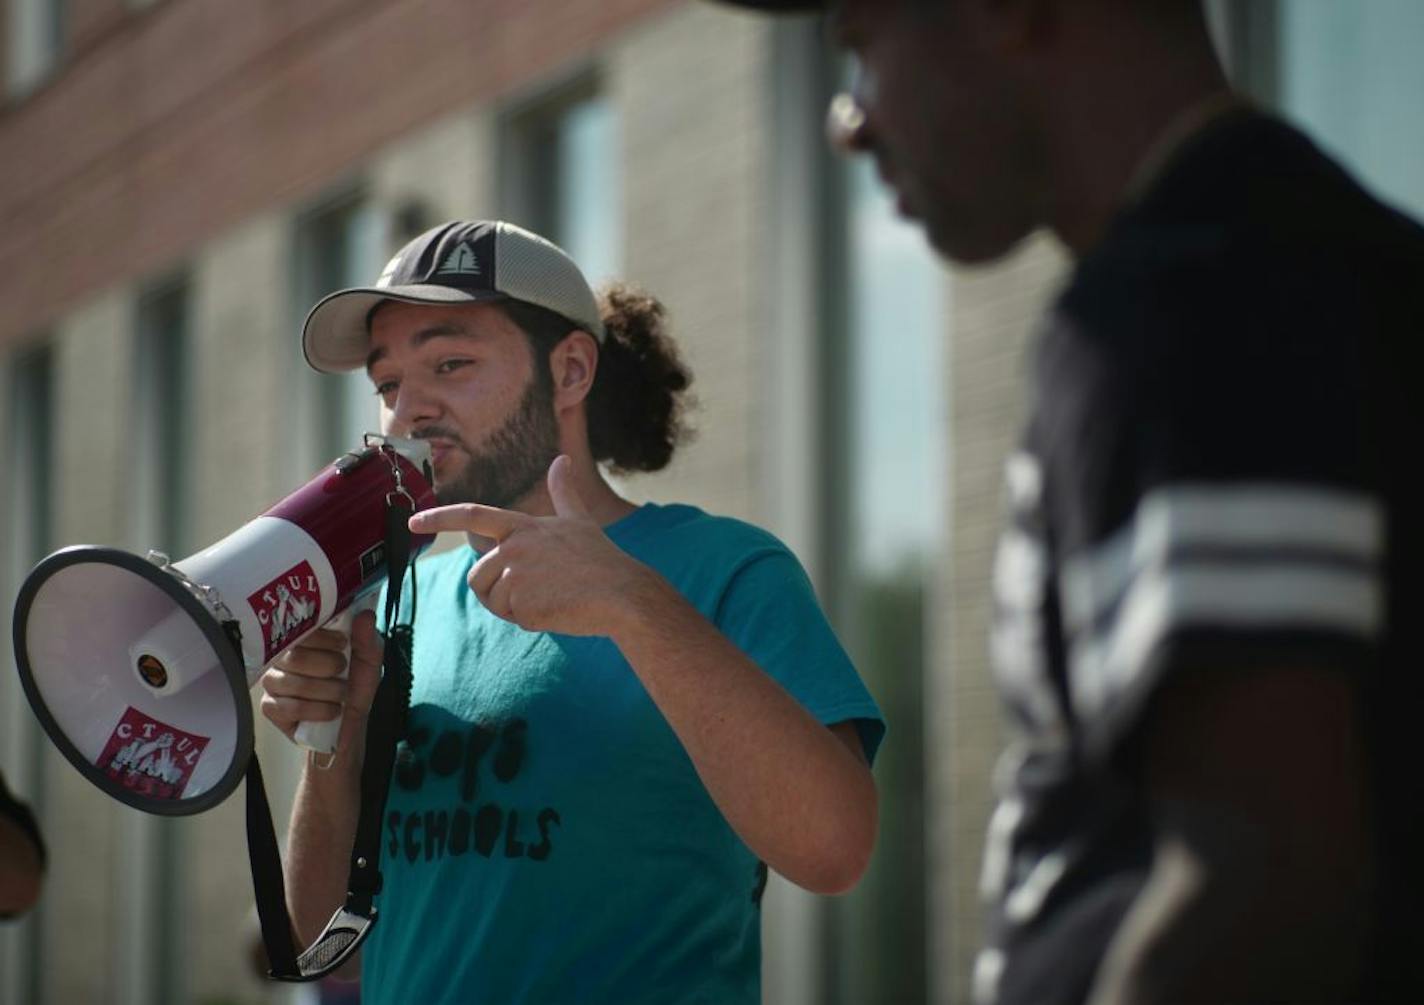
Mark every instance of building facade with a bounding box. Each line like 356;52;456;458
1;1;1420;1003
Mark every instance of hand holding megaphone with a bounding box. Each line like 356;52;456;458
262;598;384;762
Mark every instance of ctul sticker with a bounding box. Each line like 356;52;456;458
98;707;210;800
249;560;322;662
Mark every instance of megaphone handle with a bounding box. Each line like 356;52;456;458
293;593;378;756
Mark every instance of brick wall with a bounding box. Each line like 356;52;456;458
0;0;675;352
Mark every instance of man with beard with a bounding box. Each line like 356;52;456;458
716;1;1424;1002
260;220;883;1004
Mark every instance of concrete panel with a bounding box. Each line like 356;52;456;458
612;4;771;525
370;108;494;231
190;213;293;542
931;233;1068;1004
53;292;133;546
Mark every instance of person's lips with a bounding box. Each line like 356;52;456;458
428;440;456;468
414;435;460;473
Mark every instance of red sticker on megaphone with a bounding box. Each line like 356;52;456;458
248;560;323;663
97;707;210;800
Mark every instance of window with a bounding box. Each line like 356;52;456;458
1;340;54;1005
4;343;54;574
501;80;622;285
293;191;385;471
6;0;64;97
1211;0;1424;221
132;277;192;554
827;146;945;1005
122;277;194;1005
845;156;947;584
1274;0;1424;219
758;32;944;1002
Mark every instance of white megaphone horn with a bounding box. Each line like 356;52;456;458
12;434;437;817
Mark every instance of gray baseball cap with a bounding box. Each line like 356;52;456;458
302;219;604;374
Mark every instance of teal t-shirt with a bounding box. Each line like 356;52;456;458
362;503;884;1004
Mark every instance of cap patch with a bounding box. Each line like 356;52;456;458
437;242;482;276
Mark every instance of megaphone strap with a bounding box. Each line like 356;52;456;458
245;751;299;976
246;489;418;983
247;745;385;982
345;498;417;915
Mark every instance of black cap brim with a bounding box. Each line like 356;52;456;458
301;284;508;374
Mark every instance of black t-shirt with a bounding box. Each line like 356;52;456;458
0;771;45;921
977;110;1424;1004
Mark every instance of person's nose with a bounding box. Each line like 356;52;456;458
827;91;871;154
387;380;441;435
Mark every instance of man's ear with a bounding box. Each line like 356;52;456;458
549;330;599;409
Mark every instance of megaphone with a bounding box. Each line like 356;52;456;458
11;434;437;817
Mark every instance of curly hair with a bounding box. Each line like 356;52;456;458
500;282;695;474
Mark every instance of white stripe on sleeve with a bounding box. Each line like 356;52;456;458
1070;560;1382;720
1061;482;1383;635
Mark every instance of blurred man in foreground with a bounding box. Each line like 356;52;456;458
718;0;1423;1001
0;769;45;918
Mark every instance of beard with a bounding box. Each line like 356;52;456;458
421;368;560;509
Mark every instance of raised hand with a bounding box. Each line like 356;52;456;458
407;455;658;637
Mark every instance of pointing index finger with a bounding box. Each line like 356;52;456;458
409;503;529;540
